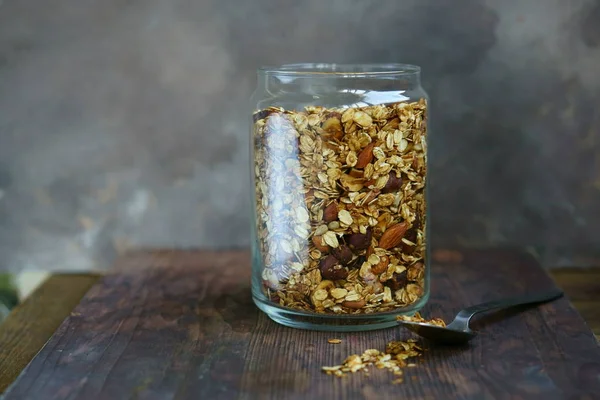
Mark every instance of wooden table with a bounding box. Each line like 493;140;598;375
0;249;599;399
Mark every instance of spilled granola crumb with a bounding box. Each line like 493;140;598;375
396;311;446;327
328;338;342;344
321;339;422;384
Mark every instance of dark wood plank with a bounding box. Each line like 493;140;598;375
550;268;600;338
0;274;101;394
3;250;600;400
550;268;600;302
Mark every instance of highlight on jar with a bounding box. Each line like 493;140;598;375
250;64;430;330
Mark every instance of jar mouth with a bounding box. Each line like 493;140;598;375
259;63;420;77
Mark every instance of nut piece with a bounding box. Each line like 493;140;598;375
324;202;339;222
371;255;390;274
379;222;409;250
331;245;353;264
312;235;330;253
381;172;402;194
342;299;367;309
356;143;375;169
320;255;348;280
346;229;373;251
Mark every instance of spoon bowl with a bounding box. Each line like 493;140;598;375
397;289;563;345
399;321;475;345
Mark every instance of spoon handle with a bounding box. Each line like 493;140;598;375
454;289;564;327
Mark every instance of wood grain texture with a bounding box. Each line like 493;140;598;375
550;268;600;338
0;274;101;393
3;249;600;400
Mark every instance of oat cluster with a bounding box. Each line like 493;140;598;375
253;99;428;314
321;339;422;384
397;312;447;327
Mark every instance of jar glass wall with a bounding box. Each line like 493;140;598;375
250;64;430;331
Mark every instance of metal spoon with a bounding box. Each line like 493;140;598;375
397;290;564;345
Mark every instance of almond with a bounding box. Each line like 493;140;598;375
323;201;338;222
378;222;409;249
356;143;375;168
371;255;390;274
312;235;330;253
342;299;366;309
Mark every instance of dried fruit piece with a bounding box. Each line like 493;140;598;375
322;117;342;132
379;222;409;249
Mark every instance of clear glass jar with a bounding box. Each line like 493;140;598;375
250;63;429;331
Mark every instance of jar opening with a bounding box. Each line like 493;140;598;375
259;63;420;77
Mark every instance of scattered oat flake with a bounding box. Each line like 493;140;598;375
322;231;340;248
296;207;309;223
338;209;353;225
328;338;342;344
321;339;422;384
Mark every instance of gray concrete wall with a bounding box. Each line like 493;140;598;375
0;0;599;271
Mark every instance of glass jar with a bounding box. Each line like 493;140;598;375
250;63;429;331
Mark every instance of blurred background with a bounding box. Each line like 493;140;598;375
0;0;599;276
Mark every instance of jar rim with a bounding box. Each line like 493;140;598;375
258;63;420;77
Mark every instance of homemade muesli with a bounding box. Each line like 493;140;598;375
253;99;427;314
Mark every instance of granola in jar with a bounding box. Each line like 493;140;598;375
253;99;428;315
